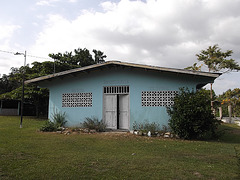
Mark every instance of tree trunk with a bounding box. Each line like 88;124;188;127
210;83;214;114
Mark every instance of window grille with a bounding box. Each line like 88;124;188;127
104;86;129;94
62;93;92;107
142;91;178;107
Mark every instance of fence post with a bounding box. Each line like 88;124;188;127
228;104;232;123
218;107;222;120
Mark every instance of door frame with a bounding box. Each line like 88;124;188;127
102;86;130;130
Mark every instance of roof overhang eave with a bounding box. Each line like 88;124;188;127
25;61;222;84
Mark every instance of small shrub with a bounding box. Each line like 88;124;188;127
162;125;170;133
40;120;57;132
81;117;106;132
133;120;161;133
144;121;160;133
132;121;139;131
52;110;67;127
40;111;67;132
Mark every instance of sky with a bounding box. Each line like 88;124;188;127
0;0;240;95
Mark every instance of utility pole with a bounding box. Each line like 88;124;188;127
14;51;26;128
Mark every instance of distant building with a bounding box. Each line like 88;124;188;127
0;100;20;116
26;61;220;130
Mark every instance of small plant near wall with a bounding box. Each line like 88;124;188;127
40;110;67;132
132;120;169;136
52;110;67;128
40;120;57;132
81;117;106;132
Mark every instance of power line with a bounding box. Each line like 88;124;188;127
0;49;15;55
0;49;53;60
27;54;52;60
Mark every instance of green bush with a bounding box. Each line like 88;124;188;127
40;111;67;132
167;88;221;140
40;120;57;132
81;117;106;132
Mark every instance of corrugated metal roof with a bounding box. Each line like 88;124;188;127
25;60;221;84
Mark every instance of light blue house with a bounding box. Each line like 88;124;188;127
26;61;220;130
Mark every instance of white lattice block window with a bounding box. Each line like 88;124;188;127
142;91;178;107
62;93;92;107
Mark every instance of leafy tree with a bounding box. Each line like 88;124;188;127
0;67;24;94
93;49;107;64
0;47;107;117
0;78;49;117
49;48;107;73
191;45;240;110
167;88;221;140
217;88;240;117
0;74;19;94
185;63;203;71
0;63;52;117
196;45;240;73
30;61;56;77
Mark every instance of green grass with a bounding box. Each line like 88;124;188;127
0;116;240;179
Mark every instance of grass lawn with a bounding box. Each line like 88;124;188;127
0;116;240;179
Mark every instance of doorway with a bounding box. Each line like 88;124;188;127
103;86;129;130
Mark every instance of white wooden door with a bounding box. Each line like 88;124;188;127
104;94;117;129
119;95;129;130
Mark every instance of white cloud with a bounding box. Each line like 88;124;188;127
0;24;22;75
101;1;117;11
36;1;51;6
0;24;21;41
36;0;77;6
211;16;240;46
36;0;60;6
67;0;77;3
30;0;240;94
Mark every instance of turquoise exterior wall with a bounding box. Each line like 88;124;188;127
41;67;212;129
